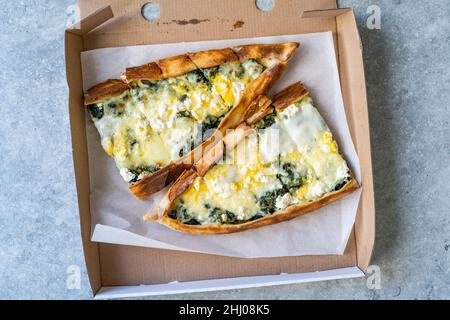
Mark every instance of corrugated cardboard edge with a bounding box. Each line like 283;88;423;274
336;10;375;271
65;6;114;295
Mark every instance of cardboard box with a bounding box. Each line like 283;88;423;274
65;0;375;299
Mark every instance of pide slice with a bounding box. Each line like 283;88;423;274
146;83;360;234
84;43;299;199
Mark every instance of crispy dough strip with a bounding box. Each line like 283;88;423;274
218;62;286;132
122;43;299;82
188;48;239;69
194;141;224;177
194;124;252;177
272;82;309;111
129;162;190;200
233;42;300;67
245;95;272;125
247;106;274;125
131;128;226;199
122;62;163;82
84;79;130;105
145;169;198;221
166;169;198;204
156;54;198;78
223;123;253;151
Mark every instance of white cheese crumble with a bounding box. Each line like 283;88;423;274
306;181;325;200
280;103;300;119
193;179;200;191
275;193;292;211
119;168;134;182
231;81;244;102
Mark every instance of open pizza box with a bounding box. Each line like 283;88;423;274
65;0;375;299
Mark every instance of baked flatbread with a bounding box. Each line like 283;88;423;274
84;43;299;198
145;83;360;234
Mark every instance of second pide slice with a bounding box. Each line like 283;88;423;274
84;43;299;199
146;83;360;234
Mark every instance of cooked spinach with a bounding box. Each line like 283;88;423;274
201;114;224;137
87;104;104;120
255;113;276;131
108;102;125;116
128;165;160;183
187;69;209;85
334;177;350;191
277;162;304;193
176;110;192;118
141;80;158;89
169;201;200;225
202;67;219;81
256;188;287;215
178;139;196;157
129;138;137;148
208;206;238;224
179;94;188;102
249;212;264;221
234;63;245;78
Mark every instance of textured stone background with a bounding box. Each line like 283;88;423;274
0;0;449;299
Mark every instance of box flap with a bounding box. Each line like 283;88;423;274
67;5;113;36
302;8;352;19
78;0;338;50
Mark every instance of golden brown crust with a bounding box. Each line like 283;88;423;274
244;95;272;125
247;106;274;125
146;178;359;234
194;124;252;177
222;123;253;151
272;82;309;111
84;79;130;105
166;169;198;204
217;62;287;132
188;48;239;69
122;43;299;83
233;42;300;67
174;126;226;170
194;141;224;177
156;54;198;78
123;62;163;82
129;162;189;200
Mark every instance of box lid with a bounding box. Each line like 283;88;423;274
77;0;339;49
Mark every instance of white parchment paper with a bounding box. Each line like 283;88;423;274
81;32;362;258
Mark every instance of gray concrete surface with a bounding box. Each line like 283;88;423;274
0;0;449;299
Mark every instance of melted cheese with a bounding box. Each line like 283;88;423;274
89;92;171;182
89;61;265;184
159;117;200;160
172;95;351;225
206;60;264;107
